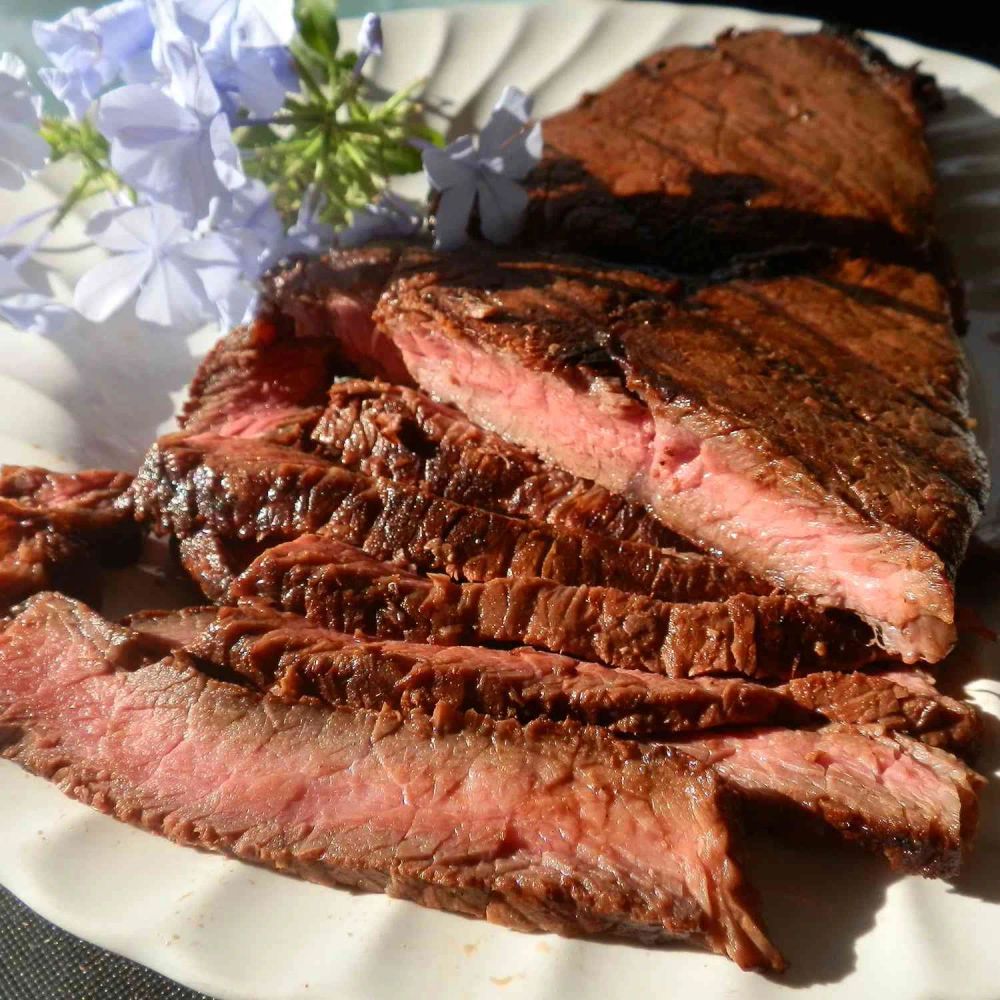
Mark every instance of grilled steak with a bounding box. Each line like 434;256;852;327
523;28;940;269
0;592;782;970
313;379;689;549
177;531;268;602
172;601;804;736
373;246;987;663
137;600;981;877
784;670;982;759
180;245;401;442
130;435;765;602
1;465;139;607
230;535;881;680
677;725;982;878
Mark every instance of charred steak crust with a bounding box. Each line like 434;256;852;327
313;379;691;549
129;435;766;602
0;592;783;971
0;465;140;607
523;29;940;269
230;535;882;681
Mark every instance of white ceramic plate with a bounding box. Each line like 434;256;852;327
2;3;999;997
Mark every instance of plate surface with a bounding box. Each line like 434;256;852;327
2;3;999;997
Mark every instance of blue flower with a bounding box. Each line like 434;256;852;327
422;85;542;250
33;0;156;119
73;202;226;329
96;35;245;221
353;13;383;79
163;0;296;116
0;254;70;334
0;53;50;190
337;191;422;248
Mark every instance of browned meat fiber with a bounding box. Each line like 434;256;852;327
0;592;783;971
230;534;883;681
523;28;941;269
0;465;139;608
372;246;987;664
136;600;982;877
313;379;690;549
129;434;765;602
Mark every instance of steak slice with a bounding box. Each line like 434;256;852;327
230;535;882;680
374;246;986;663
173;602;804;737
176;531;269;602
130;435;765;602
313;379;689;549
784;670;982;760
0;592;782;970
677;725;982;878
0;466;140;607
142;601;982;877
524;28;940;269
181;245;401;442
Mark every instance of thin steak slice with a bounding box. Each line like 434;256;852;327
0;593;782;970
1;466;140;607
524;28;940;269
172;601;804;737
230;535;881;680
373;246;986;663
677;725;982;878
129;434;765;602
141;601;982;877
180;245;401;443
176;531;269;602
783;670;982;760
313;379;689;549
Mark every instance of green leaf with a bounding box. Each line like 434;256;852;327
294;0;340;62
377;143;423;176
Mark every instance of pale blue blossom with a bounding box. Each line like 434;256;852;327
0;53;49;191
337;191;422;248
422;85;542;250
73;202;229;329
0;255;70;334
96;36;245;220
353;13;383;79
160;0;296;115
283;185;336;257
33;1;156;119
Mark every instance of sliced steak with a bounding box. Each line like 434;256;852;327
146;601;982;878
0;592;782;970
130;435;765;602
313;379;689;549
373;246;986;663
1;466;140;607
122;606;221;657
175;602;804;737
230;535;881;680
176;531;268;602
181;245;401;442
783;670;982;760
677;725;982;878
524;28;940;269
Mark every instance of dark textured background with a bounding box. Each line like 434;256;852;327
0;3;995;999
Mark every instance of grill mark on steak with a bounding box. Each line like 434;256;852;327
229;535;881;681
312;379;691;549
129;435;765;602
0;592;783;971
1;466;140;608
373;245;986;662
523;30;939;269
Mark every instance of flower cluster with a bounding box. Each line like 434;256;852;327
0;0;542;336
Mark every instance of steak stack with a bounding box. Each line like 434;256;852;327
0;27;989;972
